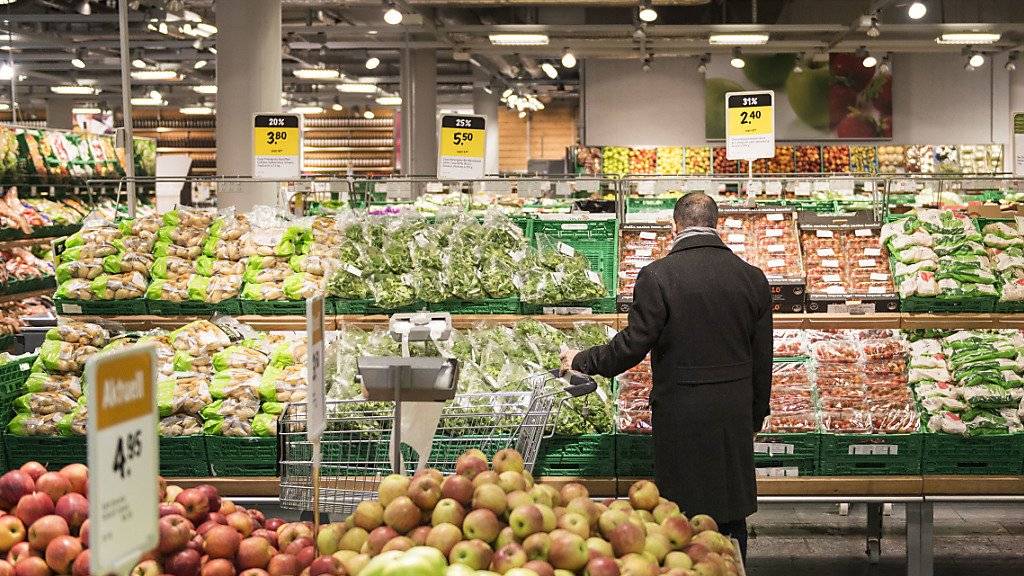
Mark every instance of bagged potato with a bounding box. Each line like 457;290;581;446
283;272;324;300
240;282;285;301
258;364;307;402
243;257;293;283
172;350;212;374
60;243;119;263
37;340;98;374
119;215;162;237
244;226;297;257
252;412;278;436
160;414;203;436
163;206;216;229
201;397;260;420
25;373;82;399
260;401;285;415
153;241;203;260
270;340;307;368
312;216;341;245
156;376;212;417
101;336;137;353
7;413;64;436
209;368;262;400
290;254;338;276
145;278;190;302
203;236;254;261
195;256;245;277
56;259;104;283
187;275;242;303
137;334;177;375
209;213;251;241
203;415;253;437
66;225;120;248
152;256;195;279
90;271;148;300
158;226;208;248
58;404;87;436
14;391;77;415
169;320;231;355
56;278;96;300
46;320;109;347
103;252;153;276
213;345;269;373
114;235;157;254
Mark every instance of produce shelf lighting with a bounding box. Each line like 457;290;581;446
383;2;402;25
337;83;377;93
908;2;927;20
365;56;380;70
375;95;402;106
71;50;86;69
293;68;340;79
180;105;214;115
709;34;770;46
968;52;985;69
131;69;180;80
288;105;324;114
363;110;375;119
488;34;549;46
193;59;207;69
937;33;1000;45
72;107;101;115
130;96;165;106
730;47;745;69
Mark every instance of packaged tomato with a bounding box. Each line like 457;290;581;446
821;410;872;433
811;340;860;363
762;412;819;433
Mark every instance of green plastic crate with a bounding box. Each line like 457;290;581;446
0;355;35;407
755;456;817;477
428;298;522;315
160;436;210;477
755;432;820;459
331;299;427;316
239;300;312;316
818;433;922;476
532;218;619;296
922;432;1024;475
205;436;278;476
994;300;1024;313
4;435;86;470
900;295;996;313
615;433;654;477
534;434;615;477
521;298;616;315
148;299;243;316
54;298;149;315
627;198;677;214
0;276;56;296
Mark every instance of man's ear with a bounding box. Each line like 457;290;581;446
671;222;680;236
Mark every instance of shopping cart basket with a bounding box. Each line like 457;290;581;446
278;369;596;515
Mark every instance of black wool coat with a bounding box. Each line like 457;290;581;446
572;233;773;522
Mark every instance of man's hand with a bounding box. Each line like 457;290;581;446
560;348;580;374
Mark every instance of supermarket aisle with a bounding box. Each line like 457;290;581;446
747;503;1024;575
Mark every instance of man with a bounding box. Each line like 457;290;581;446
561;192;773;559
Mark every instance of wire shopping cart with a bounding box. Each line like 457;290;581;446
278;370;596;515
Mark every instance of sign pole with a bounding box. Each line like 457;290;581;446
306;296;326;533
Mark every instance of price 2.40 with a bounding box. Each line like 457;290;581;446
451;131;474;146
265;130;289;145
112;430;142;479
739;110;762;125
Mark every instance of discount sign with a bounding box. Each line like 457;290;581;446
725;91;775;161
437;114;486;179
87;344;158;576
253;113;302;179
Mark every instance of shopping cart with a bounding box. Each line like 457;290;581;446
278;369;596;515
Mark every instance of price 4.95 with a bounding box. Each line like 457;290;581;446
112;430;142;479
451;131;474;146
265;130;288;145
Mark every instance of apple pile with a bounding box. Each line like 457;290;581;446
308;448;741;576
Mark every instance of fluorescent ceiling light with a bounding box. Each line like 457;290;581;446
131;69;180;80
638;2;657;23
193;85;217;94
908;2;927;20
132;58;146;68
289;105;324;114
0;64;13;81
180;105;214;115
72;107;101;114
488;34;549;46
375;96;401;106
293;68;339;79
71;57;85;69
149;89;161;100
936;33;1000;45
0;104;9;111
541;62;558;79
50;85;97;95
197;23;217;35
130;96;165;106
709;34;770;45
337;83;377;93
969;53;986;68
193;59;207;69
383;7;403;25
365;56;380;70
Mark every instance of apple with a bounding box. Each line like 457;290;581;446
165;548;202;576
537;506;556;533
160;503;187;518
424;524;461;557
73;522;85;551
627;481;659;512
784;63;831;130
382;497;420;534
245;509;265;527
379;546;446;576
17;466;44;484
495;527;516;551
15;495;54;530
197;520;220;536
622;553;660;576
547;532;587;572
413;468;444;485
238;570;269;576
295;546;315;570
693;556;724;576
56;466;87;497
690;515;718;534
471;485;506;517
643;533;671;563
131;558;159;576
430;499;465;528
158;515;193;555
285;538;313;557
522;533;550;561
0;558;11;576
0;473;35;511
607;501;632;514
27;517;69;552
408;526;431;547
175;490;210;526
506;492;533;511
267;554;299;576
461;509;499;544
472;472;498;489
52;495;86;536
559;484;588;505
336;553;367;576
69;553;88;576
497;472;526;494
377;476;411;507
336;528;367;553
43;535;81;574
13;556;50;576
202;559;236;576
164;486;183;505
524;560;554;576
226;512;255;537
583;556;618;576
407;477;441;512
193;485;220;514
454;453;488;480
608;522;644;557
507;505;544;540
263;518;284;532
277;524;313;552
683;542;711;563
653;500;680;524
439;476;473;508
527;487;552;509
204;525;242;559
381;536;414;553
444;564;474;576
692;531;732;556
237;537;274;570
661;516;694;550
308;556;342;576
565;498;599;528
251;529;278;549
556;513;588;540
365;527;398;556
7;542;35;565
352;501;383;531
314;524;345;556
491;543;527;573
0;517;25;553
492;449;524;474
597;510;628;541
33;476;69;507
665;551;693;570
448;540;493;571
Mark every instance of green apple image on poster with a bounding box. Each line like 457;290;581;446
705;52;893;140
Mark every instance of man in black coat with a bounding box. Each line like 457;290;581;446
561;192;773;559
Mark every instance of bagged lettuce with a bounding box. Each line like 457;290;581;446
413;267;448;304
327;265;370;299
368;273;416;309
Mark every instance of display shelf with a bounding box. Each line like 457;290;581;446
0;288;54;305
901;313;998;330
922;475;1024;496
67;314;336;331
336;313;623;330
2;236;67;249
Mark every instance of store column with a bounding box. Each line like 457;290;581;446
399;48;437;176
472;72;500;175
215;0;281;210
46;100;74;130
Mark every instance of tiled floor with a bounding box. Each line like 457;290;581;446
747;503;1024;575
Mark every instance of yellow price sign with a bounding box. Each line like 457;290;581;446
253;114;300;157
726;93;773;136
439;115;485;158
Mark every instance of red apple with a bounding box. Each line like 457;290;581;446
33;476;69;507
218;501;237;516
0;473;36;511
203;525;242;559
440;476;474;508
13;556;50;576
131;559;159;576
266;554;299;576
7;542;35;564
44;535;81;574
0;517;26;553
207;513;226;526
196;521;220;537
53;495;87;535
15;495;54;529
165;548;201;576
27;517;69;552
75;523;87;551
408;526;431;546
225;512;254;537
160;503;187;518
193;485;220;514
158;515;193;555
250;530;278;549
0;561;11;576
201;559;235;576
236;538;273;570
69;552;88;576
263;519;284;532
175;490;210;526
244;510;265;527
294;547;314;570
283;538;313;557
56;466;86;497
364;527;398;557
16;467;44;485
186;535;204;553
238;570;268;576
307;556;341;576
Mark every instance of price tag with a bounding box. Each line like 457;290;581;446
766;244;786;253
87;345;158;576
724;217;744;229
795;181;812;196
859;258;878;268
849;444;899;456
727;233;746;243
639;231;658;241
822;258;840;268
558;242;576;257
864;247;882;257
765;180;783;196
855;228;874;237
814;180;831;192
817;248;836;257
437;114;486;179
253;114;302;179
870;272;890;281
306;296;326;442
636;180;656;196
764;228;785;238
766;213;785;222
823;274;843;283
725;91;775;161
815;230;835;238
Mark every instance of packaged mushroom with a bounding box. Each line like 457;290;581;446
45;320;109;347
156;375;213;417
55;259;105;283
187;275;243;303
24;373;82;399
13;391;78;415
159;414;203;436
145;277;191;303
6;412;65;436
36;340;98;374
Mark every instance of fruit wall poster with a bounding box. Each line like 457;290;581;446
706;53;893;140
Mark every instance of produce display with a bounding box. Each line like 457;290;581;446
849;146;876;173
0;190;91;237
0;298;53;340
822;146;850;173
616;359;652;433
712;148;736;174
876;145;904;173
684;147;710;175
909;329;1024;436
617;226;672;297
654;147;683;175
794;146;822;173
602;147;629;178
0;249;53;287
800;227;893;295
628;148;656;175
718;210;803;279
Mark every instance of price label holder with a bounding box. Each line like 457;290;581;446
725;91;775;161
87;344;158;576
517;180;543;198
636;180;656;196
253;113;302;179
655;179;684;195
437;114;486;179
306;296;326;533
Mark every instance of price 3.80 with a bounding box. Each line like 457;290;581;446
265;130;289;145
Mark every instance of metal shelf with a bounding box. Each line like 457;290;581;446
0;287;53;305
1;236;68;249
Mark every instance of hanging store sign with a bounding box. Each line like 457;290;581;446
437;114;486;179
253;113;303;179
725;91;775;161
87;344;158;576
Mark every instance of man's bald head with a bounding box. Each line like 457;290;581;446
673;192;719;230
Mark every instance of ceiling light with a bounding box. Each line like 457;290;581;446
337;82;377;93
878;53;892;74
488;34;549;46
131;69;180;80
71;57;85;69
193;85;217;94
76;0;91;16
375;95;401;106
638;1;658;23
0;104;9;111
365;56;380;70
289;105;324;114
0;64;12;81
866;16;880;38
541;62;558;79
518;111;526;119
50;85;97;95
209;47;217;54
130;96;165;106
709;34;770;45
501;88;514;98
697;54;710;74
180;105;214;115
482;85;493;94
363;110;375;119
561;47;576;68
1006;52;1019;72
730;47;745;69
862;54;877;67
72;107;101;114
969;52;985;68
149;89;161;100
908;2;927;20
158;22;168;35
937;33;1000;45
293;67;340;79
132;58;146;68
383;2;403;25
193;59;208;69
197;23;217;35
331;102;343;111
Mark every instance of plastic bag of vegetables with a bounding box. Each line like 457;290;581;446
85;272;148;300
368;273;417;309
252;412;278;436
258;365;307;402
240;282;285;301
201;397;261;420
212;345;269;373
289;254;339;276
444;252;485;301
24;373;82;399
156;376;212;417
269;340;306;368
114;235;156;254
203;236;255;261
202;415;253;437
209;368;262;400
14;391;77;415
195;256;245;278
283;272;323;300
163;206;216;229
7;413;63;436
66;224;119;248
37;340;97;374
208;212;251;241
243;258;293;284
479;255;518;299
159;414;203;436
58;404;87;436
119;215;162;238
145;277;190;303
153;241;203;260
413;267;449;304
56;259;104;283
169;320;231;355
187;275;242;303
152;256;195;280
103;252;153;276
327;265;370;299
60;242;119;263
45;320;108;347
158;226;209;249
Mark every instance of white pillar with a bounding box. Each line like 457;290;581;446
472;73;500;175
216;0;281;210
46;100;74;130
399;48;437;176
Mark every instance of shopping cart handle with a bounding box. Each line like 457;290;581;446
549;369;598;397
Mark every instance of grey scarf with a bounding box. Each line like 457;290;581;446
673;226;719;246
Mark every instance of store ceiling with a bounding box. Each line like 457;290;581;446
0;0;1021;112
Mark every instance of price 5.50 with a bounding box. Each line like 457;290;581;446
451;131;474;146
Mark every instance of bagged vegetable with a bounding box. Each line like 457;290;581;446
252;412;278;436
158;226;209;248
269;340;307;368
208;213;251;241
103;252;153;276
201;397;261;420
289;254;339;276
153;241;203;260
152;256;195;280
119;215;162;238
244;226;297;257
209;368;262;400
60;243;119;263
58;404;87;436
283;272;323;300
14;391;77;415
203;236;254;261
240;282;285;301
258;365;307;402
114;235;157;254
24;373;82;399
89;271;148;300
37;340;97;374
56;259;104;283
145;277;190;302
156;376;212;417
203;415;253;437
159;414;203;436
45;320;109;347
163;206;216;229
212;345;269;373
169;320;231;355
195;256;245;277
368;273;417;309
66;225;119;248
413;267;449;304
479;256;518;299
327;265;370;299
7;413;64;436
187;275;242;303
